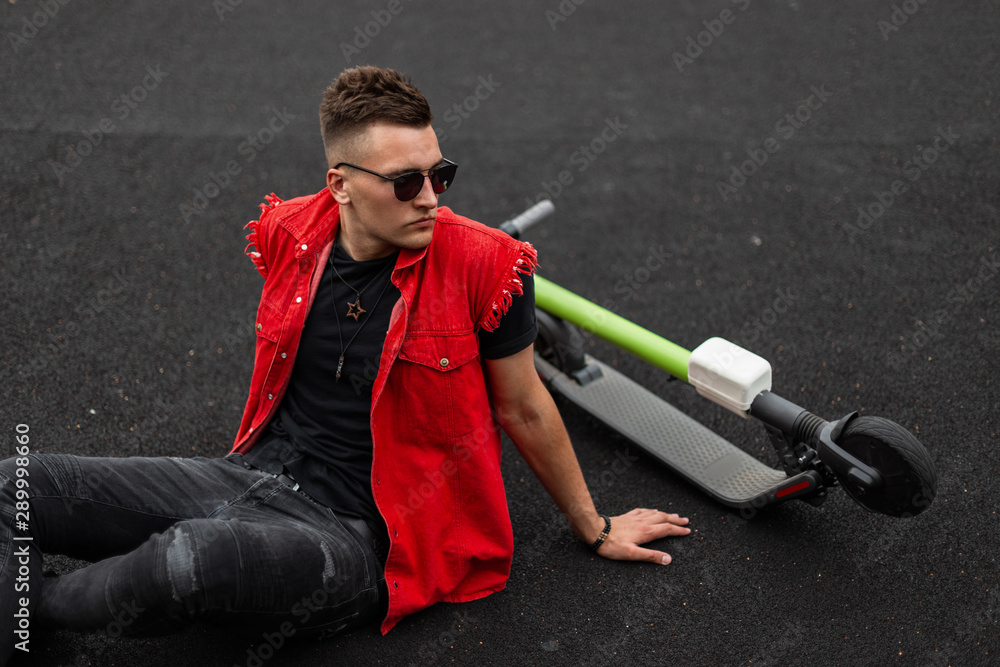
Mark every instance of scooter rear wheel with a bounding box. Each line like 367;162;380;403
834;416;936;517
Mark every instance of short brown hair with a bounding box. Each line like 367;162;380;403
319;66;433;167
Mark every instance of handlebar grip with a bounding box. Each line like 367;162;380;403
499;199;555;239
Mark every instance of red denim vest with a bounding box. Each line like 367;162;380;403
230;188;537;633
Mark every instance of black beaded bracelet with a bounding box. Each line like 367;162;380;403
590;515;611;551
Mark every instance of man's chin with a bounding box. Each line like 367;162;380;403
399;223;435;249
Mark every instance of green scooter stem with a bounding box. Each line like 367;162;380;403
534;275;692;383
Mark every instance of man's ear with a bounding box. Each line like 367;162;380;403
327;168;350;205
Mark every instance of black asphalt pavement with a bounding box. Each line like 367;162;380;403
2;1;998;665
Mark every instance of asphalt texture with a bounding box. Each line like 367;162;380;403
1;1;998;665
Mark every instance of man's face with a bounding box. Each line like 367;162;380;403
327;123;444;261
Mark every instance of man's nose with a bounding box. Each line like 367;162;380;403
412;175;438;208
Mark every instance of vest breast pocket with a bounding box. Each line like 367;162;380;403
398;331;486;439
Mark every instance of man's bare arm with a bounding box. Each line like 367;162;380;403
485;344;691;564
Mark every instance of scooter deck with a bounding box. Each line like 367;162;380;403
535;354;818;510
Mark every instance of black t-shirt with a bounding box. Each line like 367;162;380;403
245;242;537;545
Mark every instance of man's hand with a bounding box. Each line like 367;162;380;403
594;508;691;565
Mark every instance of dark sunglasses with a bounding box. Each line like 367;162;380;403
334;159;458;202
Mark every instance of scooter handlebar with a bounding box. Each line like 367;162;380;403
499;199;555;239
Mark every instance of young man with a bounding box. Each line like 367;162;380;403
0;66;690;661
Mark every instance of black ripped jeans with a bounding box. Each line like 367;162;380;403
0;453;386;664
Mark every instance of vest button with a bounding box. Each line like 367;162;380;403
281;353;287;359
255;323;262;332
439;358;449;367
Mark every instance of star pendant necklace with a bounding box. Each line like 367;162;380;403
329;240;393;322
328;240;395;381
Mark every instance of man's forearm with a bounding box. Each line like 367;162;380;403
496;388;606;545
486;347;691;563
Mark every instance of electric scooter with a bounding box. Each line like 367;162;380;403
499;201;937;518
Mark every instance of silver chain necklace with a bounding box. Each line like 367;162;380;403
328;242;395;381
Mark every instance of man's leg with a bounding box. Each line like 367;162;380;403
0;453;383;661
0;452;185;661
38;513;383;638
